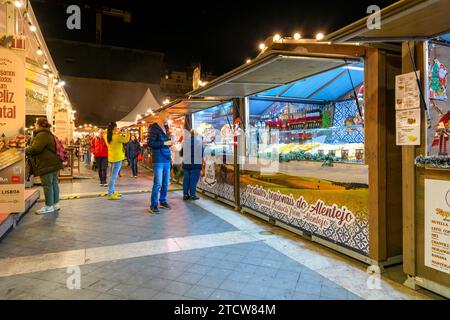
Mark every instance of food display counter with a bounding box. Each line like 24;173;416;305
192;102;235;205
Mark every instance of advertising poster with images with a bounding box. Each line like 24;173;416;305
424;179;450;275
428;43;450;156
240;164;370;256
0;48;26;213
395;71;421;146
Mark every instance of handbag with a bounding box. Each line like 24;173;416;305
138;151;143;162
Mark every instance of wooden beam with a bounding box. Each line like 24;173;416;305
366;47;388;261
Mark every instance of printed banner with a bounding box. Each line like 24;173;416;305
425;179;450;275
241;165;369;255
0;48;26;213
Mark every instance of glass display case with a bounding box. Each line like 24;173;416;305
246;99;365;165
192;102;235;203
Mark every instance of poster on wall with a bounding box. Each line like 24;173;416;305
0;48;26;213
425;179;450;275
428;43;450;156
395;71;421;146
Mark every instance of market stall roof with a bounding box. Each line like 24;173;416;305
251;63;364;102
325;0;450;43
158;99;228;115
117;88;161;128
189;50;361;99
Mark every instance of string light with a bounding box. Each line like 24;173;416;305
293;33;301;40
273;34;281;42
259;43;266;50
57;80;66;87
316;32;324;41
14;1;22;8
29;24;37;32
43;62;49;70
246;59;251;64
36;48;43;56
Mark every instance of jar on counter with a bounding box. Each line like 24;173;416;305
356;149;364;161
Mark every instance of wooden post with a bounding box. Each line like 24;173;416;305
402;41;418;276
366;47;388;262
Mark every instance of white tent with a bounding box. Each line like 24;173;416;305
117;88;161;128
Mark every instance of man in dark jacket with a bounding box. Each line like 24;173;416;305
26;118;63;214
147;111;172;213
181;130;204;200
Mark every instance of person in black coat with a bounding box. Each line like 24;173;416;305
126;135;142;177
181;130;204;200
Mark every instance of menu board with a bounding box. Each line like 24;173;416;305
425;179;450;275
0;48;25;213
395;71;421;145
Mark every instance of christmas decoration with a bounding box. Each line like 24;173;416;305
415;155;450;169
429;58;448;100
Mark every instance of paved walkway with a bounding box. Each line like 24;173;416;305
0;167;442;300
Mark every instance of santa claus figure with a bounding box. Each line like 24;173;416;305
432;121;450;155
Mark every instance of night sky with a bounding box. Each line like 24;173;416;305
32;0;398;75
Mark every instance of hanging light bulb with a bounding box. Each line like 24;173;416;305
53;78;58;84
14;1;22;8
36;48;43;56
259;43;266;51
293;33;301;40
43;62;49;70
246;59;251;64
29;24;37;32
316;32;324;41
273;34;281;42
57;80;66;87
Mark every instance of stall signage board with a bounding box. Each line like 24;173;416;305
54;109;68;144
425;179;450;275
395;71;421;145
0;48;26;213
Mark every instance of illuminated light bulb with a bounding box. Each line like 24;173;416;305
316;32;324;41
273;34;281;42
58;80;66;87
293;33;301;40
29;24;37;32
259;43;266;50
246;59;251;64
14;1;22;8
48;73;54;78
43;62;49;69
53;78;58;84
36;48;43;56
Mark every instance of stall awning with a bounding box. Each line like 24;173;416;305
190;51;361;98
325;0;450;43
159;99;228;116
253;63;364;101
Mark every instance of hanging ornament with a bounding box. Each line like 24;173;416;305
429;58;448;100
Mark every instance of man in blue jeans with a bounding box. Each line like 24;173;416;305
148;111;172;214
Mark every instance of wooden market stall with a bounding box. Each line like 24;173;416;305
181;39;404;267
325;0;450;299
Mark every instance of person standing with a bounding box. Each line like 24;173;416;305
148;111;172;214
181;130;204;200
104;122;130;200
91;129;109;186
26;118;63;214
127;135;142;178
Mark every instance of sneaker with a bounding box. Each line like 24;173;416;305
113;192;122;197
53;203;61;211
103;184;108;187
183;195;190;201
107;194;121;200
190;196;200;201
35;206;54;215
148;206;161;214
159;202;171;209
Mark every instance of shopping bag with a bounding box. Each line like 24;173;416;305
138;152;143;162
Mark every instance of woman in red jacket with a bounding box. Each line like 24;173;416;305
91;130;109;186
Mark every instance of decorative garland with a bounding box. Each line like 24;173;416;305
278;151;340;167
415;155;450;169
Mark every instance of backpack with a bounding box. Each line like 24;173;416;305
54;136;68;163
